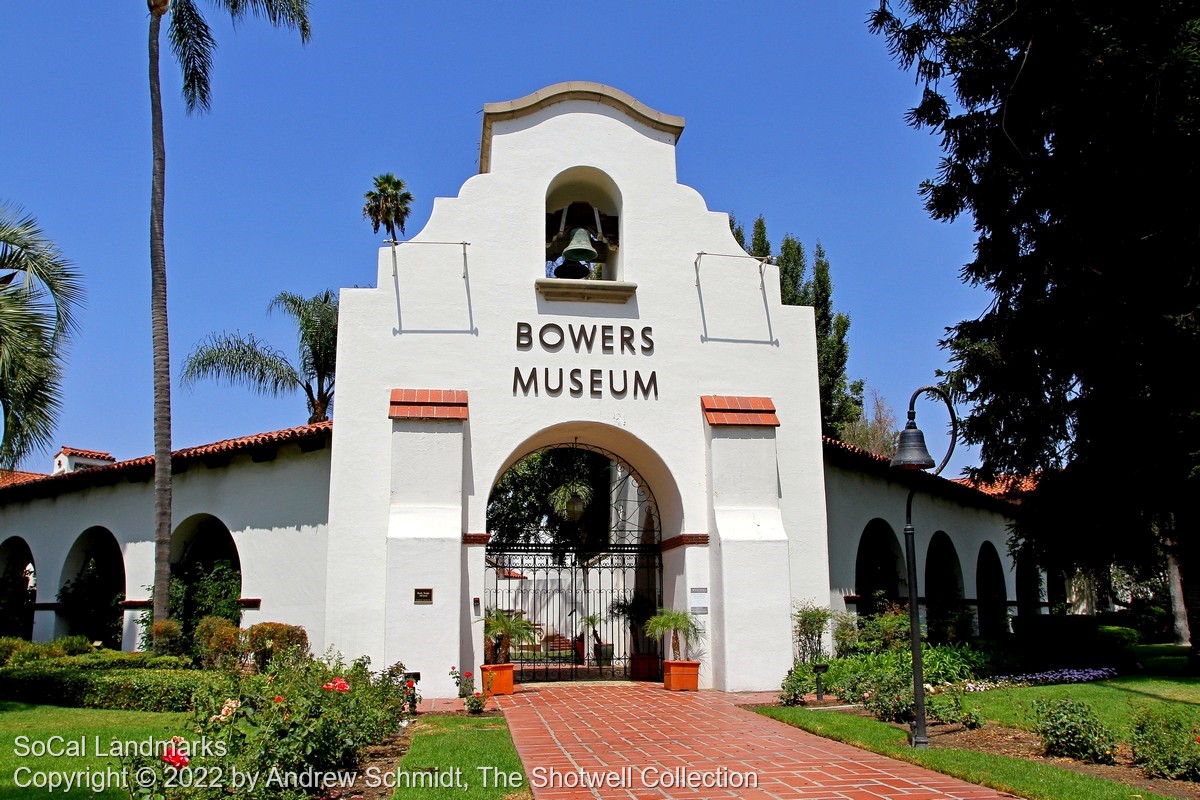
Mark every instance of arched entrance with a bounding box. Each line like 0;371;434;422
485;442;662;681
170;514;242;642
976;541;1008;640
56;527;125;647
854;519;906;617
925;531;968;643
0;536;36;639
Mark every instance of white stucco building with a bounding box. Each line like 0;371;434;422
0;83;1022;698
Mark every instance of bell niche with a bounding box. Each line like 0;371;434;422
545;167;621;281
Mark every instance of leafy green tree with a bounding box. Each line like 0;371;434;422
870;2;1200;643
0;204;82;467
776;235;806;307
800;243;863;435
146;0;311;624
749;215;771;260
729;215;746;250
182;290;337;423
363;173;414;240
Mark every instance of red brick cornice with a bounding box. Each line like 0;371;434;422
660;533;709;552
701;395;779;427
389;389;469;420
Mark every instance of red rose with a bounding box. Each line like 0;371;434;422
465;672;472;678
274;696;284;703
162;746;189;769
407;680;415;688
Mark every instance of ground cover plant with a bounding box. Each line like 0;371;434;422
759;704;1176;800
393;715;530;800
0;701;186;799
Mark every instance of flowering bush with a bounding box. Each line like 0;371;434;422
956;667;1117;693
779;662;816;706
1131;705;1200;780
464;691;487;714
123;650;413;799
926;691;984;729
1033;697;1118;764
449;665;475;698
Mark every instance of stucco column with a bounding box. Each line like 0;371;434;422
707;427;793;691
383;419;465;698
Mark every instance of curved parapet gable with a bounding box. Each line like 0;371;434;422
480;81;686;173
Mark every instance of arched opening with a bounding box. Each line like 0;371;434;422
169;514;242;643
976;541;1008;640
0;536;36;639
544;166;622;281
1016;551;1043;619
854;519;906;617
56;527;125;647
925;531;969;643
485;441;661;681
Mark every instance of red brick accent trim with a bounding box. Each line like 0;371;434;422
462;533;491;545
660;533;710;552
701;395;780;427
389;389;469;420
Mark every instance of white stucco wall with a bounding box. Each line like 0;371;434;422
0;443;330;648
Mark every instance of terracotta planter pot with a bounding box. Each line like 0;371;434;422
662;659;700;691
480;663;514;696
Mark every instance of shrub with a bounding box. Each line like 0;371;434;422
791;600;833;664
149;651;412;799
151;619;185;656
780;662;816;706
5;641;66;666
1131;705;1200;780
927;690;984;729
56;557;123;648
196;615;244;669
0;637;25;666
55;635;95;655
923;643;990;684
464;691;487;714
860;667;916;723
1098;625;1142;648
0;666;224;712
247;622;308;669
1033;698;1118;764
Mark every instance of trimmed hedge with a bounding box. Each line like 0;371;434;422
0;666;227;712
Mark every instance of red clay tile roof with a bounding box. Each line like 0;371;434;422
0;421;331;503
822;435;1019;514
57;446;115;461
0;469;47;488
953;474;1038;498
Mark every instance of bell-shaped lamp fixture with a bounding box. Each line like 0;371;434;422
566;493;586;522
562;228;598;262
890;420;936;470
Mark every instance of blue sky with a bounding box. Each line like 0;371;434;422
2;2;983;474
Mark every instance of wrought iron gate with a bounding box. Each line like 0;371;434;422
485;443;663;682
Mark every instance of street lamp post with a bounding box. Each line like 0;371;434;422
890;385;958;749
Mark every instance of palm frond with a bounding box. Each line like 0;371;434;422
222;0;312;41
0;202;82;340
180;331;299;396
0;319;62;468
169;0;216;114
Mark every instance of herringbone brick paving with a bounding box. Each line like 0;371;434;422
495;683;1019;800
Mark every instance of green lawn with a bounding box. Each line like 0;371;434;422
392;715;530;800
759;705;1176;800
1133;644;1192;677
961;675;1200;737
0;701;187;800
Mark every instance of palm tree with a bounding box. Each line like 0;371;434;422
146;0;311;624
0;203;82;468
362;174;414;240
644;608;702;662
181;290;336;423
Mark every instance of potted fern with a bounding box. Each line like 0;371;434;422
480;608;536;695
644;608;703;691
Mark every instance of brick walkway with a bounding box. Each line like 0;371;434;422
494;682;1018;800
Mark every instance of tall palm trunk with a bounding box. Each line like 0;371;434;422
149;5;173;624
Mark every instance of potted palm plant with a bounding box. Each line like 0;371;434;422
610;593;658;679
579;612;613;667
480;608;536;696
644;608;703;691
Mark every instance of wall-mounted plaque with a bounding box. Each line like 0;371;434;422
414;588;433;605
690;586;709;614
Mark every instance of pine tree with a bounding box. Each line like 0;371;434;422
776;235;806;308
729;215;746;250
749;215;770;260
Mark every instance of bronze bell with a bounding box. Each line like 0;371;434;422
561;228;598;262
890;421;936;470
